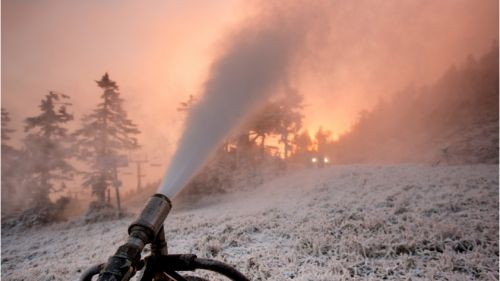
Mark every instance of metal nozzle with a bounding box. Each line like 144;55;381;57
128;194;172;242
98;194;172;281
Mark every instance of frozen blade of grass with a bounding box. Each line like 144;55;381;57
2;165;499;281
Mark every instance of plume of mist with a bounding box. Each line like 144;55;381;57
158;1;325;198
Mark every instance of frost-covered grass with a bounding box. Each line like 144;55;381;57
2;165;498;281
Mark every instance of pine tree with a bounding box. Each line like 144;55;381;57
23;92;75;207
248;91;304;157
276;89;304;159
294;130;313;155
1;108;20;210
2;107;15;143
74;73;140;203
248;102;281;151
314;127;332;155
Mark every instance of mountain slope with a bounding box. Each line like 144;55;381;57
2;164;498;280
331;44;499;164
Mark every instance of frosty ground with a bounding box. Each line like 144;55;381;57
2;164;499;281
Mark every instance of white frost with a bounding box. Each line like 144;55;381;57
2;164;499;280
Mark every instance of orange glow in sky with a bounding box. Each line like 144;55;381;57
2;0;498;185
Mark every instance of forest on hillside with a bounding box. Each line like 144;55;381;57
147;44;500;203
1;43;498;224
327;43;499;164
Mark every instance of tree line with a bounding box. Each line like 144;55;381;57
1;73;140;220
175;43;500;201
329;43;499;164
2;73;335;219
174;89;334;201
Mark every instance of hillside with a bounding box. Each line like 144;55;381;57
2;164;498;280
331;44;499;164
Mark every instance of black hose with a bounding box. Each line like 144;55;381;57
193;258;250;281
79;263;104;281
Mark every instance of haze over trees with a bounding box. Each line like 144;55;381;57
23;92;75;208
247;90;304;156
328;43;499;164
177;89;309;201
1;44;498;221
0;92;77;225
292;130;313;160
175;43;499;201
74;73;141;204
1;73;142;227
1;108;20;211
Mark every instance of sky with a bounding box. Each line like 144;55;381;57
2;0;498;188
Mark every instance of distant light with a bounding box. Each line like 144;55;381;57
311;157;317;163
324;157;329;163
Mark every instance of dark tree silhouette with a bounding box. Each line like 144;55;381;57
331;43;499;164
314;127;332;155
1;108;20;210
74;73;140;203
1;107;15;143
276;89;304;159
23;92;75;207
248;102;281;152
247;90;304;158
293;130;313;156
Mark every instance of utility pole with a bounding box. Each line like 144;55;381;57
113;165;122;218
136;161;145;191
129;154;148;192
99;154;128;217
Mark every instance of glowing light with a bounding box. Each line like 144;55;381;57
324;157;329;163
311;157;317;163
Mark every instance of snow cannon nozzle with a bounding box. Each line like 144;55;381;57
95;194;171;281
84;193;250;281
128;194;172;242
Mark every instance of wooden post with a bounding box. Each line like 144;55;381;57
137;161;142;192
113;166;121;218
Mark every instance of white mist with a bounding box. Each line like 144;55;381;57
157;2;317;198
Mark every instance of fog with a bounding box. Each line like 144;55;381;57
1;3;498;280
2;0;498;196
158;1;324;197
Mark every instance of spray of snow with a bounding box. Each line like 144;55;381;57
158;2;320;198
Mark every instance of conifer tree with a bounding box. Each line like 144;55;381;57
2;107;15;144
276;90;304;159
74;73;140;203
23;92;75;207
1;108;20;209
294;130;313;155
314;127;332;155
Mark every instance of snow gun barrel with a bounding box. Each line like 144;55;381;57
97;194;172;281
82;193;250;281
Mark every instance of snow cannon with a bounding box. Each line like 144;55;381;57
96;194;172;281
128;193;172;245
80;194;250;281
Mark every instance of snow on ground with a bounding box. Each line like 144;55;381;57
2;164;499;281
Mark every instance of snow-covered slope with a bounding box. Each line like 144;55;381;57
2;165;498;280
